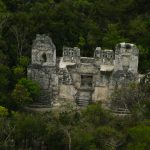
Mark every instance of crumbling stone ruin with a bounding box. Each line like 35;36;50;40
27;34;139;107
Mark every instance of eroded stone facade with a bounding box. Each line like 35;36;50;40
27;34;139;106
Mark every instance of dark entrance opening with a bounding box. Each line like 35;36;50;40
42;53;47;62
81;75;93;88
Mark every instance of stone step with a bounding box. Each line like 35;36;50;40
77;103;89;107
76;98;90;107
29;103;51;108
77;99;89;103
77;101;89;104
52;91;58;94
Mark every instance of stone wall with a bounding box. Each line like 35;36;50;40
27;34;139;107
27;35;58;105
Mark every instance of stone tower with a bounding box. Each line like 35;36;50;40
114;42;139;74
94;47;114;66
63;47;80;63
31;34;56;66
27;34;58;105
112;42;139;86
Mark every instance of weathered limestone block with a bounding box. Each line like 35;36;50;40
77;63;98;74
71;73;81;89
94;47;101;58
92;86;109;102
59;85;77;100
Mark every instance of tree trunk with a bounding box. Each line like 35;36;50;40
66;129;71;150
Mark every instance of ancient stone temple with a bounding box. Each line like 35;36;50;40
27;34;139;107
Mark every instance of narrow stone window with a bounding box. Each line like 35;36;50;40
42;53;47;62
64;51;67;56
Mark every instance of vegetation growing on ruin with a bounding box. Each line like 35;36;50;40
0;0;150;149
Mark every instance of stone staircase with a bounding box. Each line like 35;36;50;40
29;103;51;108
76;98;90;107
111;108;131;116
76;89;92;107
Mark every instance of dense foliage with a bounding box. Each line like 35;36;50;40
0;102;150;150
0;0;150;149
